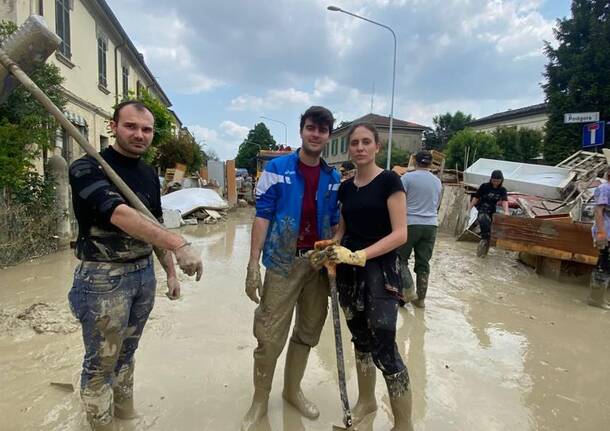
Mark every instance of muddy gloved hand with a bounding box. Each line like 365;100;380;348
174;243;203;281
304;249;327;270
328;245;367;267
307;239;337;270
245;261;263;304
594;230;608;250
166;276;180;300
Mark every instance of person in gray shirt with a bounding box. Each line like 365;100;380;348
398;151;442;308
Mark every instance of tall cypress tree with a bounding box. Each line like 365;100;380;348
542;0;610;165
235;123;278;174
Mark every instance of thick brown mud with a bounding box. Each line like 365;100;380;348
1;208;609;430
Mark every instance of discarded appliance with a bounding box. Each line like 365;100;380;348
464;158;575;200
161;188;228;217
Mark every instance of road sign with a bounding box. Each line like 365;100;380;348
582;121;605;148
565;112;600;123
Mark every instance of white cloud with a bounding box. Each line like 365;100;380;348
220;121;249;139
229;88;311;111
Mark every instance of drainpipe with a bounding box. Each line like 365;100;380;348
114;41;125;105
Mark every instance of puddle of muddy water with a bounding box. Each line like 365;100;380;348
1;207;609;430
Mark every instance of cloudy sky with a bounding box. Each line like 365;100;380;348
106;0;572;160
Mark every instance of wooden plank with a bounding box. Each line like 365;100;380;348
495;239;572;260
491;215;597;264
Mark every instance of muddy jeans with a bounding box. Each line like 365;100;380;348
68;256;156;425
252;257;329;390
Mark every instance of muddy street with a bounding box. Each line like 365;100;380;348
1;208;609;431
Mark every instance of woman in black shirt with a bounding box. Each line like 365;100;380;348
326;123;411;430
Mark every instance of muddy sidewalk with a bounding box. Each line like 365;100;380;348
1;208;609;430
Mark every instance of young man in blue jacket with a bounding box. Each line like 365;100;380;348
241;106;340;430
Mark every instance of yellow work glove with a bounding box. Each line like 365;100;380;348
304;249;327;270
328;245;367;267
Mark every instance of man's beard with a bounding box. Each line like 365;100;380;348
301;143;322;158
116;136;146;157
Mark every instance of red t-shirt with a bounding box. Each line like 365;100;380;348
297;160;321;249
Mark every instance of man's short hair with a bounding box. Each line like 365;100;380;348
415;150;433;166
112;100;155;123
300;106;335;134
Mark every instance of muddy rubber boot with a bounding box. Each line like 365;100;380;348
411;273;428;309
476;239;490;258
282;341;319;419
588;284;610;310
401;265;417;306
241;360;275;431
113;364;138;419
82;384;114;431
241;388;270;431
350;350;378;426
384;370;414;431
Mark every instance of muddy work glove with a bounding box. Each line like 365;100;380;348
174;243;203;281
328;245;367;267
305;249;328;270
245;261;263;304
594;230;608;250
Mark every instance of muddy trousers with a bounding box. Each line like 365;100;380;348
252;257;329;391
477;213;493;241
344;266;406;377
398;225;437;301
68;257;156;427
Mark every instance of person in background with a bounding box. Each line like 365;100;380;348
589;166;610;309
398;151;442;308
468;170;509;257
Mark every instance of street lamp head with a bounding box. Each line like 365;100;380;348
327;5;342;12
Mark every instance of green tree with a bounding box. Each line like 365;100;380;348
444;128;503;171
424;111;474;150
494;127;543;162
156;129;205;173
543;0;610;164
0;21;66;191
235;123;277;174
377;146;410;169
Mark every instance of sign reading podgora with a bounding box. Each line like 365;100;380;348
564;112;600;123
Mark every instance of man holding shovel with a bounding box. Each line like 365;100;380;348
68;100;202;430
242;106;340;430
0;16;201;431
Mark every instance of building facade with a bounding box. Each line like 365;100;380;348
468;103;548;133
1;0;173;166
323;113;429;168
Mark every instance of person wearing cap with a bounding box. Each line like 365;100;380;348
398;151;442;308
468;170;509;257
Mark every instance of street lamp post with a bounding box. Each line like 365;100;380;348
260;116;288;147
327;5;397;170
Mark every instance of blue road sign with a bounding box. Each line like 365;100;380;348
582;121;605;148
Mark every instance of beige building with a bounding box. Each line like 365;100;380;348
1;0;173;165
468;103;548;133
323;113;429;168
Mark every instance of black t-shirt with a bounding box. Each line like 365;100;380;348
338;170;405;251
69;146;162;262
474;182;508;215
